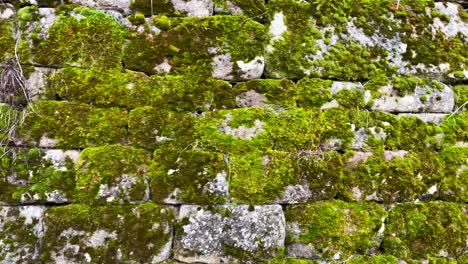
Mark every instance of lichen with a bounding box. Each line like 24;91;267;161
234;79;296;108
382;201;468;259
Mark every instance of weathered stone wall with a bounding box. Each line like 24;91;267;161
0;0;467;263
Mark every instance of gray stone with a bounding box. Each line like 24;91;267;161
372;84;455;113
0;206;46;264
236;90;269;108
398;113;447;124
175;205;285;263
26;67;56;101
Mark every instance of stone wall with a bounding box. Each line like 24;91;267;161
0;0;467;263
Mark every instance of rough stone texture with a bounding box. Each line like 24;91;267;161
372;83;455;113
26;67;56;101
0;206;45;263
175;205;285;263
130;0;213;17
42;203;174;263
398;113;447;124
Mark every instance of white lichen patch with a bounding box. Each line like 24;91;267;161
220;114;265;140
211;54;234;80
171;0;213;17
236;90;268;108
270;12;287;41
203;171;229;197
432;2;468;40
97;174;148;203
44;149;80;171
0;7;14;19
39;135;59;148
85;230;117;248
153;58;172;74
236;56;265;80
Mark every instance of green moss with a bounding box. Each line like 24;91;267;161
267;257;318;264
234;79;296;108
383;202;468;259
452;85;468;110
0;18;15;62
124;15;268;78
342;150;442;203
453;71;466;79
0;147;76;204
296;78;333;108
346;255;399;264
286;200;387;260
149;148;227;204
17;5;40;23
392;76;429;95
31;6;126;68
130;0;176;16
387;115;438;151
438;146;468;202
128;107;196;150
20;101;128;148
75;145;150;204
128;13;146;25
438;112;468;146
42;203;174;263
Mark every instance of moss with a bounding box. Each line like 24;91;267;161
392;76;429;95
214;0;268;21
345;255;399;264
42;203;174;263
0;104;18;143
452;85;468;110
0;18;15;62
74;145;150;204
438;112;468;146
128;107;196;150
20;101;128;148
267;257;318;264
128;13;146;25
382;202;468;259
31;6;126;68
124;15;268;78
438;146;468;202
17;5;40;25
234;79;296;108
342;150;443;203
0;147;76;204
149;147;227;204
286;200;387;260
296;78;333;108
130;0;177;16
387;115;438;151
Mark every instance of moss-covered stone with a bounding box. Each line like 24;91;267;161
0;205;45;263
130;0;212;17
20;101;128;148
382;202;468;259
345;255;399;264
438;111;468;146
41;203;174;263
452;85;468;111
75;145;150;204
129;107;196;150
149;147;228;204
124;15;268;80
438;146;468;202
342;150;443;203
234;79;296;108
286;200;386;260
0;147;77;204
27;6;126;68
265;0;467;81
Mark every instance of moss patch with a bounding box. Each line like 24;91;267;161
286;200;386;260
383;202;468;259
42;203;174;263
30;6;126;68
214;0;267;21
438;146;468;202
20;101;128;148
0;148;76;204
0;18;15;62
124;15;268;79
75;145;150;204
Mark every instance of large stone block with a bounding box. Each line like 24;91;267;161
0;148;78;205
20;101;128;148
286;200;387;261
175;204;285;263
265;0;468;81
75;145;150;204
382;202;468;260
42;203;174;263
0;206;45;263
123;16;268;81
